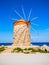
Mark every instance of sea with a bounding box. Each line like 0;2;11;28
0;42;49;46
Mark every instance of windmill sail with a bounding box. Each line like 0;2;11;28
31;22;39;26
21;6;26;20
10;18;18;21
16;27;27;44
31;26;39;35
15;25;26;34
31;17;38;21
14;10;24;19
23;30;27;43
28;8;32;21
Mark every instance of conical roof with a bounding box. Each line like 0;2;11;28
14;19;30;26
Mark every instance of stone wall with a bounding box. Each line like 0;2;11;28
13;24;32;46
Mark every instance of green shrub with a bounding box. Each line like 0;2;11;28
23;52;29;54
23;48;28;50
0;46;5;52
47;51;49;53
12;47;23;53
12;47;49;53
28;48;37;52
28;48;49;53
38;49;49;53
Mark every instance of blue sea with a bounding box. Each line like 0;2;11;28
0;42;49;46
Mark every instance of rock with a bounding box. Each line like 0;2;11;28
41;45;49;51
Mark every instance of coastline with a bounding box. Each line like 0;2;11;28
0;42;49;46
0;45;49;54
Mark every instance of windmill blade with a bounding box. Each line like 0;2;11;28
10;18;18;21
15;25;26;34
31;26;39;35
23;29;27;43
31;17;38;22
16;27;27;43
21;6;26;20
14;10;24;19
31;22;39;27
28;8;32;21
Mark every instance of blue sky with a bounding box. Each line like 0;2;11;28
0;0;49;43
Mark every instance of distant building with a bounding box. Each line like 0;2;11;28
13;19;32;46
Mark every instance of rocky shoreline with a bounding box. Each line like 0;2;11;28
0;45;49;54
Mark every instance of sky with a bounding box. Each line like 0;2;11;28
0;0;49;43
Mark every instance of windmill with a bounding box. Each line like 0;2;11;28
11;6;39;46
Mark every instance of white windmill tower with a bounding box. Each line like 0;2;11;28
11;7;38;46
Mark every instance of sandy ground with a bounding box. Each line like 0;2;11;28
0;53;49;65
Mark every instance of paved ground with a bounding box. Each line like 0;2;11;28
0;53;49;65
